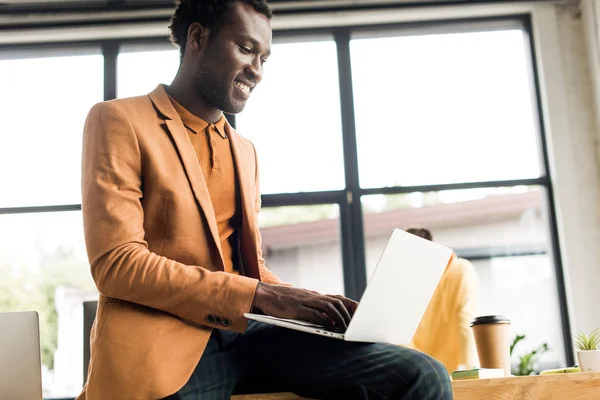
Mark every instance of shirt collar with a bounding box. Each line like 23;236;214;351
169;96;227;139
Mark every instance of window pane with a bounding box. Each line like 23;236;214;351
472;255;564;373
0;211;96;398
351;26;543;188
237;38;345;194
362;186;565;367
117;45;179;98
0;49;103;207
258;204;344;295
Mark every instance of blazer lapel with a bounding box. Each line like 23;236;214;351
148;85;224;268
226;123;260;279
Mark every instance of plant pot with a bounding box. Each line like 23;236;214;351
577;350;600;372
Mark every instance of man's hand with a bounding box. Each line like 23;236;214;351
252;282;359;332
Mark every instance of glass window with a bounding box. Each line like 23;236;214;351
362;186;549;274
236;37;345;194
361;186;564;368
0;211;96;398
350;25;543;188
258;204;344;295
0;48;103;207
117;44;180;98
472;255;564;371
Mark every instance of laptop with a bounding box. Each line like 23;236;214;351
245;228;454;344
0;311;43;400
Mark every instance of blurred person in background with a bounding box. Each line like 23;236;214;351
406;227;480;372
78;1;452;399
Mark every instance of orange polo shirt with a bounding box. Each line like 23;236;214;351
170;98;241;275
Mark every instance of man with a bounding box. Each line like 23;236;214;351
406;227;480;372
79;1;452;399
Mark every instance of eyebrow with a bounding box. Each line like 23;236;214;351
239;34;271;57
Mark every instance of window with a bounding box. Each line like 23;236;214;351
348;20;568;368
350;25;542;188
473;255;564;370
0;47;102;398
117;44;179;98
259;204;344;295
0;48;103;207
0;11;574;397
236;37;345;194
361;187;565;367
0;211;96;398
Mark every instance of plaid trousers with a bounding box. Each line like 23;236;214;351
164;320;452;400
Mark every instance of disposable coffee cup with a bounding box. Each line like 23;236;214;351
470;315;511;376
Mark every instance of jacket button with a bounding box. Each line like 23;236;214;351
214;316;222;325
206;314;216;324
222;318;232;327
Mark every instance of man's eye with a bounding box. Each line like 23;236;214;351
239;45;252;54
260;58;268;65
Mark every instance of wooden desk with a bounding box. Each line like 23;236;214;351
232;373;600;399
452;372;600;399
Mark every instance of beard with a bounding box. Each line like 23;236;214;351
195;58;247;115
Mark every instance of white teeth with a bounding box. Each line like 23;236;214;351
236;81;250;94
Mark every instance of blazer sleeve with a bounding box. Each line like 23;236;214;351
81;101;258;333
251;144;289;286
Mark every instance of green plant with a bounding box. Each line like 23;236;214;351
574;328;600;351
510;334;550;376
510;334;525;356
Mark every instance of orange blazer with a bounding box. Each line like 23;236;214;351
78;85;284;400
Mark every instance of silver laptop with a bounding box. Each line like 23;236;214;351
245;228;454;344
0;311;43;400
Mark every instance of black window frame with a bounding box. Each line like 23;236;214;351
0;14;574;397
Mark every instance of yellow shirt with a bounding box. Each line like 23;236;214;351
409;255;479;373
170;98;241;276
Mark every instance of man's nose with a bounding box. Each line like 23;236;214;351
246;58;263;84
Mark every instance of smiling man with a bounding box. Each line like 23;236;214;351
79;1;452;399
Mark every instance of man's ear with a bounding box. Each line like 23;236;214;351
187;22;210;53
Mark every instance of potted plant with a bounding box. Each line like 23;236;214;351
575;328;600;372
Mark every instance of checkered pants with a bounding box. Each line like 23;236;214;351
164;321;452;400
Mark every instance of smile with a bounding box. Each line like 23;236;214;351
235;81;251;95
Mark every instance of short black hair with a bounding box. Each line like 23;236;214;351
406;227;433;242
169;0;272;58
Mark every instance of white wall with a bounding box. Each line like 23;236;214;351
535;0;600;337
581;0;600;134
